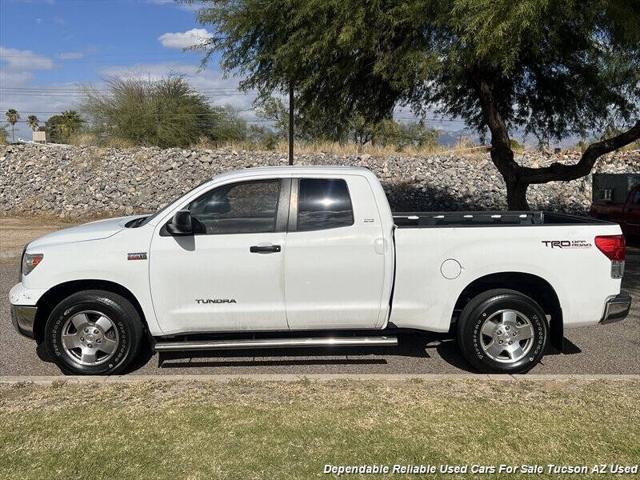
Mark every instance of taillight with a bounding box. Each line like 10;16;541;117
595;235;626;261
595;235;625;279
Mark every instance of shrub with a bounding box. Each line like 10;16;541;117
82;76;247;148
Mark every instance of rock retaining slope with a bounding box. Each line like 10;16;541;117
1;143;638;218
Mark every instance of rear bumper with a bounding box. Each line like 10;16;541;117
11;305;37;338
600;291;632;324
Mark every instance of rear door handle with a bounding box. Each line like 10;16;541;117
250;245;281;254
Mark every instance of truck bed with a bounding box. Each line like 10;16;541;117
392;211;609;228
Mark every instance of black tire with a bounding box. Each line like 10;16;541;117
457;289;548;374
44;290;144;375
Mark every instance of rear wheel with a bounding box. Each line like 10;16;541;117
44;290;144;375
457;289;548;374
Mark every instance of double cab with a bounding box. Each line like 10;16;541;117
10;166;632;374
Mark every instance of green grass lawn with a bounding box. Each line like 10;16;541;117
1;378;638;479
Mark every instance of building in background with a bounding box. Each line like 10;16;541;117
32;131;47;144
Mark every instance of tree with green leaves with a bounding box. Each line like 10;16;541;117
254;95;354;142
60;111;83;139
45;111;84;143
5;109;19;143
82;76;246;148
44;115;65;143
27;115;39;131
192;0;640;209
370;119;439;150
255;95;438;149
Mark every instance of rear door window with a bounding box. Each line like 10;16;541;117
296;179;354;231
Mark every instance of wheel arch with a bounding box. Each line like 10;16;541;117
453;272;564;350
33;279;149;344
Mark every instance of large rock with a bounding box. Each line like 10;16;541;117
0;144;638;218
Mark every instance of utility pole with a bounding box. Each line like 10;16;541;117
288;82;294;165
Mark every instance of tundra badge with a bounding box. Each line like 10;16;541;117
196;298;237;304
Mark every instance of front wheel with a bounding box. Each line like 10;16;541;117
457;289;548;374
44;290;144;375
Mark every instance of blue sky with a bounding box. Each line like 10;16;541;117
0;0;265;138
0;0;468;140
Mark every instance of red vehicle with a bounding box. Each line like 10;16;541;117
590;174;640;238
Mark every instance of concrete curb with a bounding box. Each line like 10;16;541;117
1;373;639;385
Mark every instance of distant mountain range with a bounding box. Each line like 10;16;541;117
436;129;480;147
436;128;580;149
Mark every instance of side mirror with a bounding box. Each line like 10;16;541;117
166;210;193;236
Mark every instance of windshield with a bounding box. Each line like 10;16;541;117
129;179;214;228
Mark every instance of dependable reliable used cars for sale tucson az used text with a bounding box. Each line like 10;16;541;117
10;166;632;375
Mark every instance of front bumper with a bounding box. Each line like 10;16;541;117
9;282;46;340
600;291;632;324
11;305;37;338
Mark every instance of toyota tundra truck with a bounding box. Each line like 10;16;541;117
10;166;632;375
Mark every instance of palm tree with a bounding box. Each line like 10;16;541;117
5;109;19;143
27;115;39;131
60;110;83;139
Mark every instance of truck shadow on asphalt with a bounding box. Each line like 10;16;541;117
35;331;582;374
154;332;444;370
622;238;640;299
153;332;580;374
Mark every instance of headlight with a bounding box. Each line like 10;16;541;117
22;253;44;276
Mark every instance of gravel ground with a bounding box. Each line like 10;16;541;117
3;144;639;218
1;222;638;376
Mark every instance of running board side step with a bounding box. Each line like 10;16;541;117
154;336;398;352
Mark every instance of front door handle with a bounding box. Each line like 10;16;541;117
250;245;281;254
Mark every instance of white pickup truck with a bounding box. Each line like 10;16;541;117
10;166;632;375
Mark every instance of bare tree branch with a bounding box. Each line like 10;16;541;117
520;121;640;184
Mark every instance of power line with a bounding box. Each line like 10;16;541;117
1;110;465;121
1;87;250;93
0;53;205;58
1;110;467;123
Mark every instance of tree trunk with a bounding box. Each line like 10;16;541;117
474;73;640;211
505;179;529;210
490;144;530;210
475;77;529;210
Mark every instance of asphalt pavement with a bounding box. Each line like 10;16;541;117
1;246;638;376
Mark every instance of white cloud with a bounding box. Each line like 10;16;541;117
0;70;34;87
57;51;85;60
0;46;54;71
158;28;212;50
